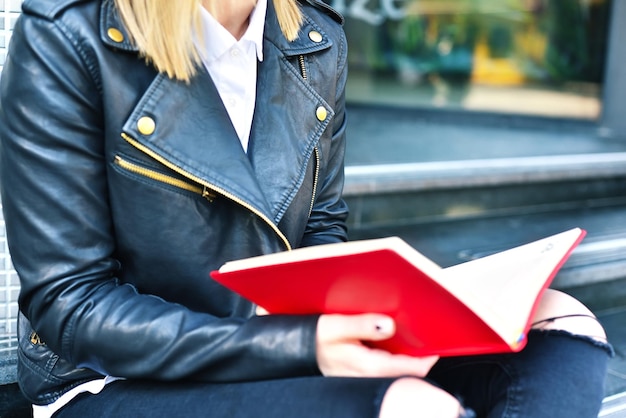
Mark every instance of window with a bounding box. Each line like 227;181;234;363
331;0;611;120
0;0;22;74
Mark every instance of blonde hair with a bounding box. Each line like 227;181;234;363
114;0;303;82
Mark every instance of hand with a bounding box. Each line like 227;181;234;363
316;313;439;378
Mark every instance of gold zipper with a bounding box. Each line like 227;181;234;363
120;132;292;250
29;331;45;346
309;147;320;217
298;54;319;217
114;155;217;200
298;55;307;81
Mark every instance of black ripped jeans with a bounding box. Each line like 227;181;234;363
55;330;611;418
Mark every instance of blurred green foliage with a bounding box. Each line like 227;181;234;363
339;0;611;84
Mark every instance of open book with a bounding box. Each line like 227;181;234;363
211;228;586;357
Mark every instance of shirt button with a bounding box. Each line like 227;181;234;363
230;48;240;57
228;98;237;107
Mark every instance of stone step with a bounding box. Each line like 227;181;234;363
347;203;626;289
343;152;626;230
345;152;626;195
600;392;626;418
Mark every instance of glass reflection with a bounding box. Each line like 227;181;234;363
329;0;611;119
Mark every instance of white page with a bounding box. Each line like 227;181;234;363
437;228;582;346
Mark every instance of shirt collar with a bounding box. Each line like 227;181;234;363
245;0;267;61
197;0;267;64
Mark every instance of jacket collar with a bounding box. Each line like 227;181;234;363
100;0;136;52
112;1;335;227
100;0;334;57
263;0;334;56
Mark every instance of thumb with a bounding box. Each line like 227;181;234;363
319;313;396;342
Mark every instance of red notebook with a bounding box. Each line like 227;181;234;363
211;228;586;357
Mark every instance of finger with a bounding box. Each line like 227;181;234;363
328;345;439;378
355;347;439;377
375;353;440;377
318;313;396;343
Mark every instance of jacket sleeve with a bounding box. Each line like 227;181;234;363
300;25;350;247
0;11;322;386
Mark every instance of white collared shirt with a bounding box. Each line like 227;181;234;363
195;0;267;152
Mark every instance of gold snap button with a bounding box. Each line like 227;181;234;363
316;106;328;122
107;28;125;43
308;30;323;43
137;116;156;136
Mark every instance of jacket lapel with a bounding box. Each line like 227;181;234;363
110;0;334;224
120;68;277;218
247;1;334;222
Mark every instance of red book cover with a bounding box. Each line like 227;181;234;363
211;228;586;357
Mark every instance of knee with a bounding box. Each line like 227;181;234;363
379;378;465;418
531;289;607;342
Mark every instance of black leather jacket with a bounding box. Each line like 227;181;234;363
0;0;348;404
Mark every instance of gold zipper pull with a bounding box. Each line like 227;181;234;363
30;331;45;346
202;186;217;202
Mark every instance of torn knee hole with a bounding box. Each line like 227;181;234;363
531;314;607;344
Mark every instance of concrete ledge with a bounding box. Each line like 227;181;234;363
0;355;16;385
456;234;626;289
600;392;626;418
347;203;626;289
344;152;626;196
556;237;626;287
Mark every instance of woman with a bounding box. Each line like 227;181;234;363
0;0;611;417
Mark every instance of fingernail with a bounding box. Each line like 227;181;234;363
375;318;394;335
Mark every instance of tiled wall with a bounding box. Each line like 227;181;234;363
0;1;21;72
0;0;23;384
